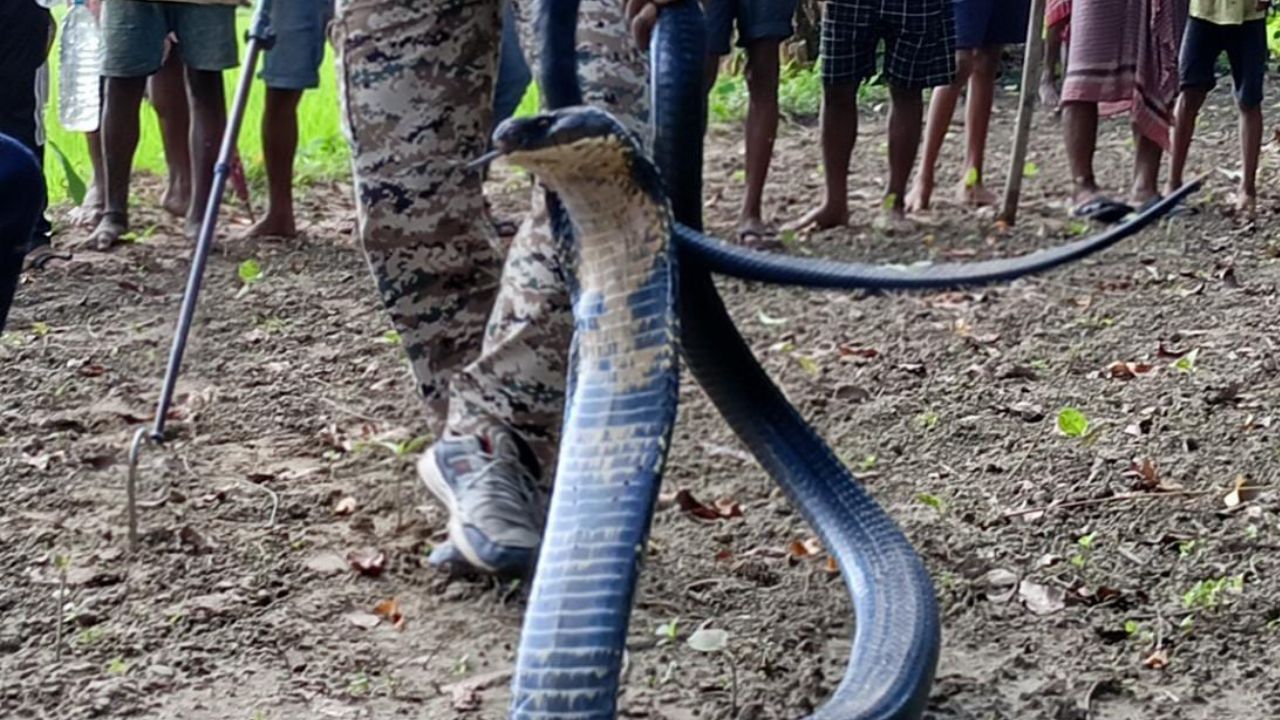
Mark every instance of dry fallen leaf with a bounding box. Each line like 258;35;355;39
1223;475;1258;509
346;548;386;577
1142;649;1169;669
669;489;742;521
373;597;405;630
837;345;879;361
1106;361;1154;380
333;496;358;516
788;537;823;558
824;556;839;576
1018;579;1066;615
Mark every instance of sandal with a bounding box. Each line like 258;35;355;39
1071;197;1133;224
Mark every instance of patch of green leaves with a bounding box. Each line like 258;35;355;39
377;330;402;345
106;657;129;675
47;139;87;206
1022;161;1040;178
963;167;979;189
916;411;940;431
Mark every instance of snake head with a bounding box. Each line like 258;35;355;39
481;107;645;184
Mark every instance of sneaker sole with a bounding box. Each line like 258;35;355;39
417;448;499;574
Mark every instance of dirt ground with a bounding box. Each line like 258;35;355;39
4;84;1280;720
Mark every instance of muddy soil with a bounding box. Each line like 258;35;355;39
3;85;1280;720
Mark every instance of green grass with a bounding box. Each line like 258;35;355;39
708;57;886;124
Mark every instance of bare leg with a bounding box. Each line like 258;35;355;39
1166;87;1206;193
242;88;304;238
1039;24;1064;109
89;76;147;248
1238;103;1262;216
739;39;781;238
148;49;192;218
70;129;106;225
788;84;858;231
882;84;923;229
1062;100;1101;206
907;50;973;212
183;66;227;239
1129;131;1162;207
960;45;1000;206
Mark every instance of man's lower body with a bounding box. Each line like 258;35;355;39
91;0;237;247
791;0;955;232
1061;0;1185;219
0;1;54;263
1168;16;1265;217
908;0;1029;212
333;0;646;575
241;0;335;239
703;0;798;246
0;135;44;332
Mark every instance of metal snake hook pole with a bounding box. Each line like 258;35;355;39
125;0;276;549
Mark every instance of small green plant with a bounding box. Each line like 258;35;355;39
655;618;679;644
1123;619;1140;636
1029;358;1049;371
1057;408;1089;438
47;139;87;205
237;259;264;298
1022;161;1040;178
882;193;899;211
916;493;944;513
963;167;979;189
76;626;106;646
1070;532;1096;568
916;411;939;431
1177;539;1201;557
106;657;129;675
452;655;470;676
857;454;878;472
30;321;51;337
347;671;371;696
1182;575;1244;611
377;329;402;345
1171;348;1199;374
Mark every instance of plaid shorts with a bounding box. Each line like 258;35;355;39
820;0;956;89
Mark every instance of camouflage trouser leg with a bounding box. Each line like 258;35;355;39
446;0;651;476
333;0;503;435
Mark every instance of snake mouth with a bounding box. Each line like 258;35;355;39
467;149;503;170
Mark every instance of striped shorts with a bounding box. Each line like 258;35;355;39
820;0;956;89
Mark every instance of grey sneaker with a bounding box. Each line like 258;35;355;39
418;426;544;576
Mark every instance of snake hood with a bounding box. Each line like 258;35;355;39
489;107;666;204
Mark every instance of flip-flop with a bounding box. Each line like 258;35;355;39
1071;197;1133;224
737;228;781;250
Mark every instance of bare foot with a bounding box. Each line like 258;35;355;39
1236;193;1257;219
873;206;913;234
906;178;933;213
959;183;998;208
1039;80;1061;113
785;203;848;232
87;211;128;251
239;212;298;240
162;180;190;218
68;183;104;227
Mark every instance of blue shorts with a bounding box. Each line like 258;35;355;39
1180;16;1266;109
705;0;799;57
261;0;334;90
100;0;238;77
953;0;1030;49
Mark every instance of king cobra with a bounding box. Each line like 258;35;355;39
482;2;1199;717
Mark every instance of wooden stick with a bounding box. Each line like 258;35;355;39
999;0;1048;225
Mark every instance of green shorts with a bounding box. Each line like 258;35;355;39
101;0;238;77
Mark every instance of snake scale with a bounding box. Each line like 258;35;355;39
483;2;1199;717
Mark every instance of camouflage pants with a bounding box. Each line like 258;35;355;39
333;0;647;475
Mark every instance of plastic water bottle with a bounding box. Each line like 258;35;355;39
59;0;103;133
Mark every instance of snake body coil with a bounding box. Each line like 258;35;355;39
501;3;1198;718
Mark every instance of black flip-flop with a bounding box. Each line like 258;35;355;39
1071;197;1134;224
